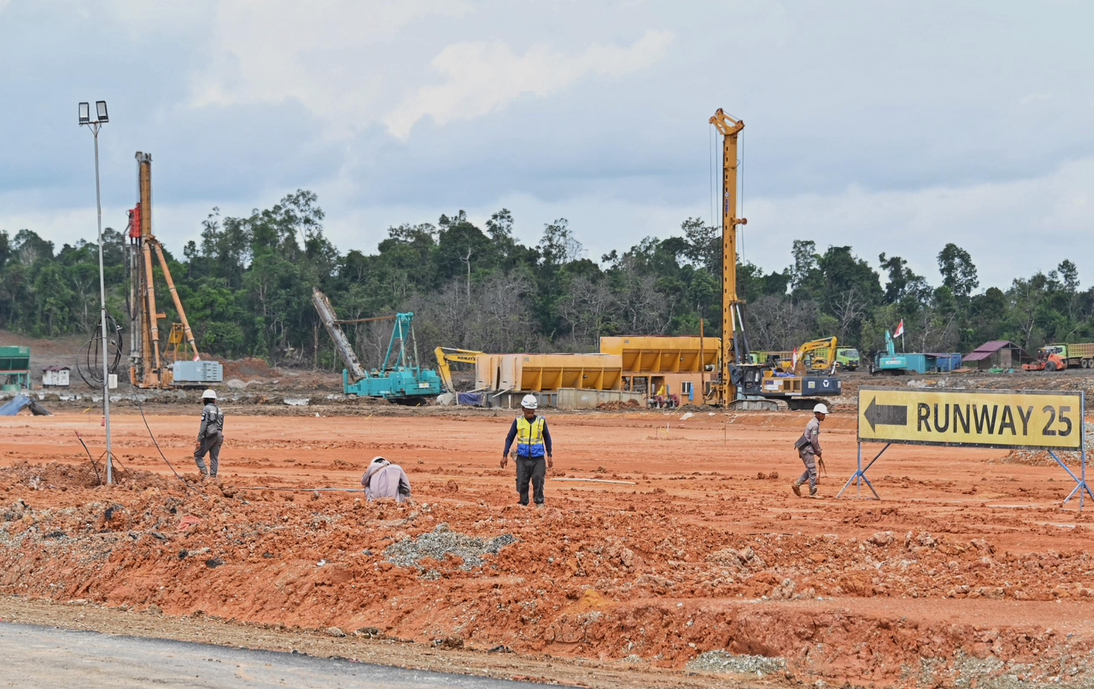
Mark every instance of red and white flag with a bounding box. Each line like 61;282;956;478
791;347;800;369
893;319;905;338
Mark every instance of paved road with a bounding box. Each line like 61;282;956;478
0;623;568;688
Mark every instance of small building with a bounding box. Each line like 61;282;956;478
42;365;71;387
963;341;1032;370
0;346;31;391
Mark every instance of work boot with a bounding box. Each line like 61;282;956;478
791;482;801;497
808;488;819;499
535;503;545;510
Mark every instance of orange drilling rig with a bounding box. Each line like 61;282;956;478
126;152;222;388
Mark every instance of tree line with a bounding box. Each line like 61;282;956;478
0;190;1090;370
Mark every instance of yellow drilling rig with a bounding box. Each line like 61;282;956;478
709;110;841;410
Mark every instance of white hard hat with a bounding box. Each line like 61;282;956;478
521;394;538;410
813;403;828;415
202;389;217;400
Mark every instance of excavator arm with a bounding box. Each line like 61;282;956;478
434;347;484;394
796;337;839;375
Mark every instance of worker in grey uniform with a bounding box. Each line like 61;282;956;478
791;402;827;498
193;389;224;478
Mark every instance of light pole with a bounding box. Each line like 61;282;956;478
79;100;114;485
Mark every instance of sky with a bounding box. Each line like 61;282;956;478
1;0;1092;290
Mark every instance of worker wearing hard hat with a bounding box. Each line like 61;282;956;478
194;389;225;479
501;394;553;508
791;403;827;498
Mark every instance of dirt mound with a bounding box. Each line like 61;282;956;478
221;358;277;381
597;400;642;411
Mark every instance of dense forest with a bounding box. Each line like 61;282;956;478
0;190;1090;369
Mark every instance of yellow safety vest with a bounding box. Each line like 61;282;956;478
516;416;546;458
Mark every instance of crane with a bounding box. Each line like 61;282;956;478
126;152;221;388
312;288;442;404
709;109;747;405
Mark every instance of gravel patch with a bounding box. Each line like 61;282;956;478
686;650;787;676
385;524;516;572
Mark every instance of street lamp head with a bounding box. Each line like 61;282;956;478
96;101;109;123
79;102;90;125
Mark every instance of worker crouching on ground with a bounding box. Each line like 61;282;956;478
502;394;553;509
194;389;224;478
361;456;412;503
792;403;827;498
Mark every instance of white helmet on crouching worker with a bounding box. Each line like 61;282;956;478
521;394;538;410
202;389;217;401
813;403;828;415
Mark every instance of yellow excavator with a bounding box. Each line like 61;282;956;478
434;347;485;394
774;337;839;376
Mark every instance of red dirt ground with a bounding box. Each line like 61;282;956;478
2;408;1094;687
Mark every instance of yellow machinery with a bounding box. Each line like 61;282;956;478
126;152;221;388
774;337;839;375
710;110;841;409
709;109;746;406
434;347;485;393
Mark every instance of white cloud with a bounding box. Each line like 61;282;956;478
383;30;675;139
188;0;472;137
741;156;1094;289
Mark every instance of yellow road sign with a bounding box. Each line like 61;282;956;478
858;387;1083;450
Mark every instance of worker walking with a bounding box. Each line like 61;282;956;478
193;389;224;478
502;394;553;508
361;456;412;503
791;403;827;498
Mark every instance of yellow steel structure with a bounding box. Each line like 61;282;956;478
710;108;747;405
599;336;720;374
481;353;623;393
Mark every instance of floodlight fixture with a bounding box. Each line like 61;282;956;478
79;102;90;125
96;101;108;123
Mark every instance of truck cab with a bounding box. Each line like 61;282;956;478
836;347;860;371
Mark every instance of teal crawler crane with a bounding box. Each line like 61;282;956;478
312;288;442;404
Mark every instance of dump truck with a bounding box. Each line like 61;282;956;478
836;347;860;371
1048;343;1094;369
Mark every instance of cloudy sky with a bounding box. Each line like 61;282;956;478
1;0;1092;289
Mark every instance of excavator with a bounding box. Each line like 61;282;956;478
434;347;485;394
774;337;839;376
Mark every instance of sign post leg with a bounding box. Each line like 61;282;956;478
1052;450;1094;509
838;443;886;500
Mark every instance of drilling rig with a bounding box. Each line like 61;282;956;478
709;110;841;410
126;152;223;389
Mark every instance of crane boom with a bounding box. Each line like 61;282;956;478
311;288;369;382
709;108;747;405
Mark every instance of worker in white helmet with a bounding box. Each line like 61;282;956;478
791;403;827;498
193;389;224;479
501;394;553;508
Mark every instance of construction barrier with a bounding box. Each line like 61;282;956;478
840;387;1091;510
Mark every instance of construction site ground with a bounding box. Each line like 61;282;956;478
4;368;1094;688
